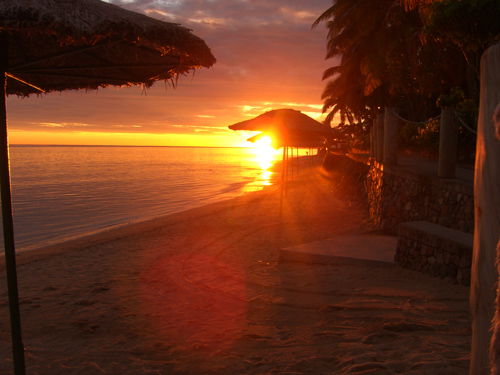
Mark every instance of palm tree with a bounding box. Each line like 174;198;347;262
398;0;436;11
313;0;395;127
314;0;475;126
400;0;500;102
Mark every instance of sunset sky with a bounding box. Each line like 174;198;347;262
7;0;334;147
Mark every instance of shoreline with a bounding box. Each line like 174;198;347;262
4;149;295;255
8;185;270;257
8;152;319;258
7;179;283;267
0;163;471;374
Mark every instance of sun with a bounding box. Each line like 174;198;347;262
252;135;280;170
254;135;274;149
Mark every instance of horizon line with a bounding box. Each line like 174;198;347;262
10;144;253;148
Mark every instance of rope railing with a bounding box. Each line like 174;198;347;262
388;108;477;134
454;110;477;134
389;109;441;125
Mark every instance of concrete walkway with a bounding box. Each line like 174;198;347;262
393;156;474;186
279;234;398;267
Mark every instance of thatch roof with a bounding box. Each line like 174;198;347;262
229;108;330;134
229;109;332;146
0;0;216;96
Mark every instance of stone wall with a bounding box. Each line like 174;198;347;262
396;221;473;286
365;159;474;235
322;154;475;285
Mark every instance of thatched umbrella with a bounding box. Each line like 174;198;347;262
229;109;331;216
229;108;331;140
0;1;215;373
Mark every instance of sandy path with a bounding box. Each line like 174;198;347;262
0;164;470;374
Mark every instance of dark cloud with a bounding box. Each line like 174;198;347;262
7;0;335;145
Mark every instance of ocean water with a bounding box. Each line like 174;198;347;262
1;146;284;252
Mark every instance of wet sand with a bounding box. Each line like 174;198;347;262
0;161;470;374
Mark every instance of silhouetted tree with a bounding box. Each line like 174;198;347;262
314;0;500;153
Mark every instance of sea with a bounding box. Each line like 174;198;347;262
1;145;288;253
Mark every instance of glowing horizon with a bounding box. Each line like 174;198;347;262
6;1;334;147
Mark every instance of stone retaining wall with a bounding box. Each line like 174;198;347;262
323;154;475;286
365;160;474;235
396;221;473;286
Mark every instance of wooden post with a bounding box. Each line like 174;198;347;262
370;119;376;157
470;43;500;375
285;146;289;196
297;147;300;177
491;105;500;375
376;113;384;163
0;33;26;375
438;108;458;178
279;145;286;217
383;107;399;166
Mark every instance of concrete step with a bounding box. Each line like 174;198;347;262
279;234;398;267
396;221;473;286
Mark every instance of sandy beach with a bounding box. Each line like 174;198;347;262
0;161;471;374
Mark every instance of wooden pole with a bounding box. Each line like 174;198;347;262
285;146;289;196
383;107;399;166
296;147;299;176
376;113;384;163
438;108;458;178
491;105;500;375
0;33;26;375
470;43;500;375
370;119;376;157
279;145;286;217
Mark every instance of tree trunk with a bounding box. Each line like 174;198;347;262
489;104;500;375
470;43;500;375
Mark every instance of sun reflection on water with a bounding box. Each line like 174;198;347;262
260;171;273;186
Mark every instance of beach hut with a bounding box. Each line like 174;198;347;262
229;108;332;216
229;108;331;140
0;1;215;373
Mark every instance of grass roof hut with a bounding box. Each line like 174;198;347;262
0;0;216;95
229;108;331;144
229;109;332;216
